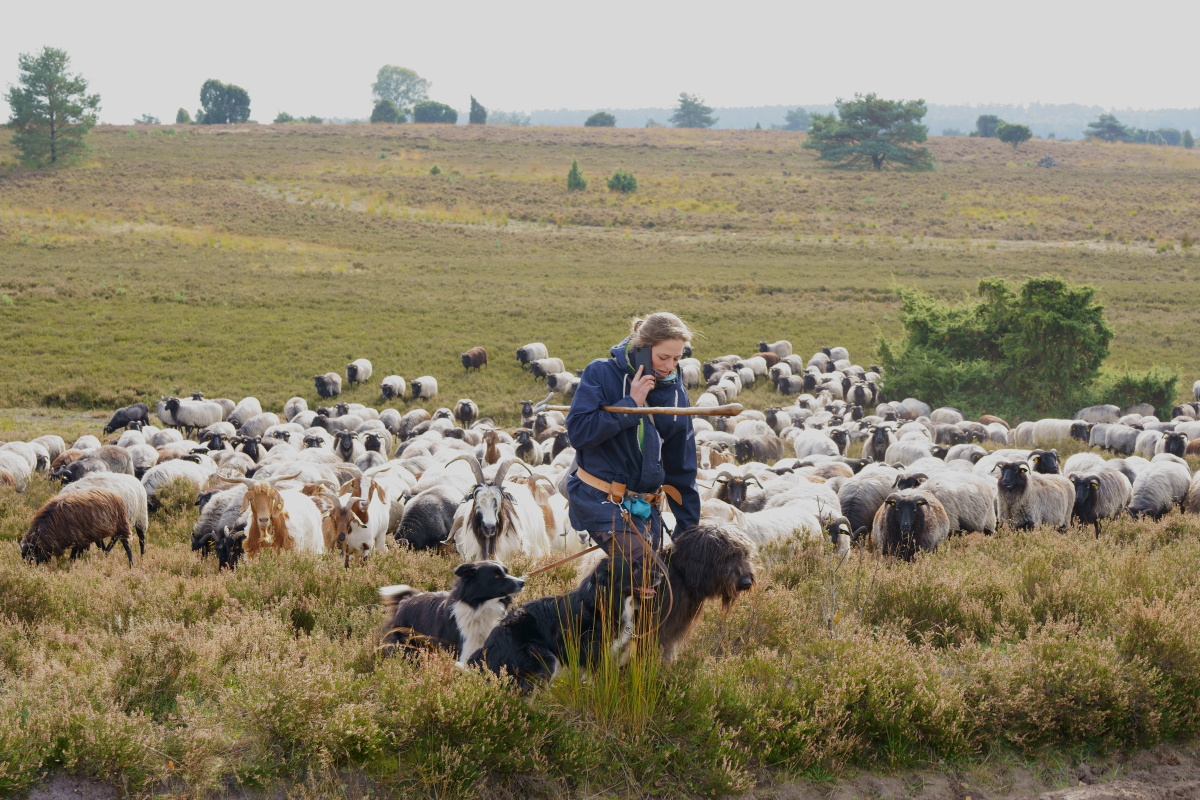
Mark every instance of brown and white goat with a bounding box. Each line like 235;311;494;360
229;472;325;556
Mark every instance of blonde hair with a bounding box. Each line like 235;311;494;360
629;312;693;349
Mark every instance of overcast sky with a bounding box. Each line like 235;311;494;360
2;0;1197;124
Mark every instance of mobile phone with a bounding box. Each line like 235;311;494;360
630;345;656;377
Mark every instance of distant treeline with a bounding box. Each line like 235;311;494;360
525;103;1200;139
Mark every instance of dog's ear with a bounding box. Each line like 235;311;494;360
454;562;478;579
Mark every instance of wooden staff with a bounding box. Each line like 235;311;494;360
542;403;743;417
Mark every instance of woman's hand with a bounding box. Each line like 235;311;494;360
629;366;656;407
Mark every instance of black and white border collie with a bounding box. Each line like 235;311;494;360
379;560;526;666
467;556;659;692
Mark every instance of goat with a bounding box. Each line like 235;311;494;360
448;457;548;562
227;472;324;555
21;489;134;566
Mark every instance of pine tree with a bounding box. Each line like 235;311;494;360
469;96;487;125
566;159;587;191
5;47;100;167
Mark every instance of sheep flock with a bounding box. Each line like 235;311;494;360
4;343;1200;574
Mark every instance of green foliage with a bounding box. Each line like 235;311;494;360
942;128;965;137
197;79;250;125
4;46;100;167
429;164;441;175
996;122;1033;150
976;114;1004;138
369;99;400;124
566;159;587;191
1146;130;1166;146
1085;114;1131;143
1184;130;1195;149
273;111;294;124
489;110;531;126
878;276;1123;418
1092;367;1178;419
1157;128;1182;146
802;93;933;171
175;108;191;124
780;107;810;131
606;169;637;193
584;111;616;127
412;101;457;124
301;115;323;124
135;114;160;125
371;65;429;118
669;92;717;129
468;95;487;125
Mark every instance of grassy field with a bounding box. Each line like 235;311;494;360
3;124;1200;798
1;124;1199;423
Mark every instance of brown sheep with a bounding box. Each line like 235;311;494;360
460;346;488;371
21;488;134;566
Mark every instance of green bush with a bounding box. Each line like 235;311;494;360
584;111;616;127
175;107;191;124
412;101;457;124
1184;130;1195;149
468;95;487;125
273;111;294;123
606;169;637;193
566;159;587;191
877;276;1177;419
369;99;400;124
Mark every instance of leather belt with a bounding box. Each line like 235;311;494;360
576;467;682;506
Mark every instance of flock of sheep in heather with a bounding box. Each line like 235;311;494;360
4;338;1200;663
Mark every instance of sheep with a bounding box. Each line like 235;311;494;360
786;428;840;459
863;425;897;463
191;484;247;559
900;398;932;418
314;372;343;399
103;403;151;435
929;407;965;425
379;375;406;401
460;347;488;371
331;431;366;464
453;399;479;428
679;358;702;388
701;497;822;545
705;469;766;511
1128;458;1191;521
397;485;460;549
994;461;1073;531
734;435;783;465
21;488;134;566
346;358;374;386
871;490;950;560
1069;468;1132;537
411;376;439;400
141;457;215;509
164;397;226;438
912;472;997;535
1155;431;1189;459
1074;405;1121;425
227;473;324;555
227;397;263;428
0;450;33;491
838;466;901;534
516;342;549;368
514;429;544;466
283;397;309;421
60;472;150;555
528;358;566;380
758;340;792;358
945;444;987;464
546;372;580;396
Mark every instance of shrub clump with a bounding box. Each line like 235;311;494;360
566;159;587;191
606;170;637;193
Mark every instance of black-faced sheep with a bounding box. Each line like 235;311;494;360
1128;458;1191;520
1069;468;1133;537
380;376;406;400
315;372;343;399
734;435;783;465
461;347;488;371
837;466;901;533
346;359;373;386
411;376;439;400
862;426;896;463
103;403;150;435
994;461;1073;530
396;485;460;550
758;340;792;358
529;358;566;380
872;490;949;560
516;343;549;368
21;488;134;566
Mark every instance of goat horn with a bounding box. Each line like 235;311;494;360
446;454;486;485
316;491;346;507
714;468;737;482
226;475;258;487
494;457;532;485
265;471;302;485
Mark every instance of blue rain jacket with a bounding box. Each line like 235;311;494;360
566;337;701;543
